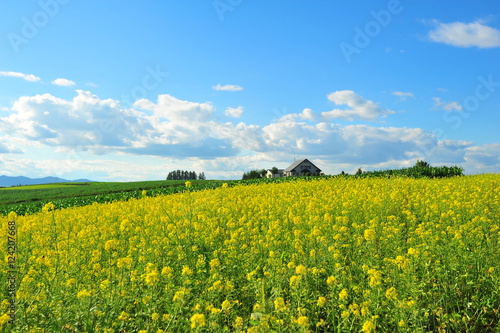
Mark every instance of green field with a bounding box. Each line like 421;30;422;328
0;168;470;217
0;183;89;190
0;180;225;216
0;176;326;217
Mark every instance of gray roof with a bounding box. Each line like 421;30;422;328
284;158;321;172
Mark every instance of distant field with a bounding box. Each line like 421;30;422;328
0;179;225;216
0;183;89;190
0;176;320;216
0;180;184;204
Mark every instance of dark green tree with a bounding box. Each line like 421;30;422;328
166;170;200;180
414;160;430;168
242;170;262;180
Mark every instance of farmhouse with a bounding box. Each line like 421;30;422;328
284;158;322;177
267;159;322;178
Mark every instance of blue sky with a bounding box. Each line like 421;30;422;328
1;0;499;181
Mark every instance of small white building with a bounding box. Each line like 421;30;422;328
266;169;284;178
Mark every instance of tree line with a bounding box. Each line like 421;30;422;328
166;170;206;180
242;167;280;180
242;161;464;180
343;160;464;178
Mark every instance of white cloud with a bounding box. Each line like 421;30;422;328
52;78;76;86
213;84;244;91
0;71;41;82
322;90;395;121
2;90;498;180
393;91;415;101
428;20;500;48
276;108;315;122
0;153;182;182
0;90;152;150
133;98;156;111
152;94;215;122
0;141;22;154
224;106;244;118
432;97;463;111
464;143;500;173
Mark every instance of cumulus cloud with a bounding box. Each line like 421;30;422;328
322;90;395;121
423;139;471;163
393;91;415;101
213;84;244;91
0;90;431;164
0;90;152;150
2;89;497;179
276;108;315;122
0;141;22;154
432;97;462;111
52;78;76;86
0;71;41;82
465;143;500;168
121;94;239;157
427;20;500;48
224;106;244;118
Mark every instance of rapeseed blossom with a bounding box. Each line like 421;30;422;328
296;315;309;327
361;319;376;333
339;288;349;300
0;174;498;332
144;270;159;286
385;287;398;300
317;296;327;307
76;289;91;298
0;314;11;326
364;228;376;241
274;297;286;311
295;264;307;275
190;313;205;328
117;311;129;321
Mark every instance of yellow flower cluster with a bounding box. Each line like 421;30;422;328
0;174;498;332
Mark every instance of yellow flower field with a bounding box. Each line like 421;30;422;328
1;175;499;332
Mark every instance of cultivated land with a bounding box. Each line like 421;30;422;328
0;174;499;332
0;180;225;216
0;183;88;190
